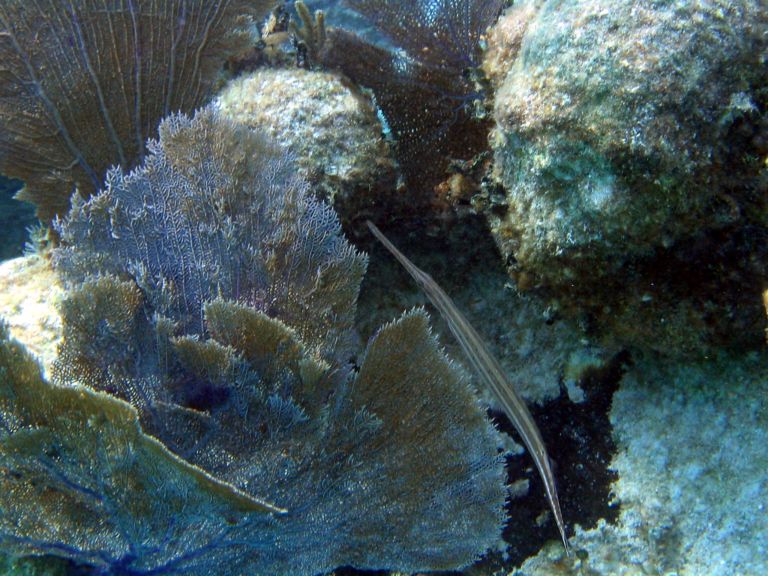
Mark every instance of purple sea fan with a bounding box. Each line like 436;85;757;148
53;107;365;362
0;108;509;575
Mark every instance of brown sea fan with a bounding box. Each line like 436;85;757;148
317;0;505;201
0;0;275;222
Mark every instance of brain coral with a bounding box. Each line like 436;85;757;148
0;108;508;575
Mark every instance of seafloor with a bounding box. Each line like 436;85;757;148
0;0;766;575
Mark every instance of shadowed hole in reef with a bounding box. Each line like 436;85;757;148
0;174;36;261
483;349;628;571
346;216;626;574
174;372;232;412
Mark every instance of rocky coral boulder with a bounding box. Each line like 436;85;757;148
485;0;768;355
517;350;768;575
215;67;396;229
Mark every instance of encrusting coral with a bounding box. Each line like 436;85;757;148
0;0;276;223
0;108;508;575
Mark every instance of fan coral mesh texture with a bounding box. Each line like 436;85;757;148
54;108;365;362
345;0;503;72
0;0;275;222
0;321;285;576
319;0;504;196
0;108;508;575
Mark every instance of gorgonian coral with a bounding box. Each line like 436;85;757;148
0;108;508;575
53;108;364;362
316;0;505;200
0;0;276;222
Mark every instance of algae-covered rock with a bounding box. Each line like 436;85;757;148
486;0;768;355
516;351;768;575
491;0;767;274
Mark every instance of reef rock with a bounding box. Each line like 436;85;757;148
0;255;61;374
215;67;396;228
486;0;768;355
517;351;768;575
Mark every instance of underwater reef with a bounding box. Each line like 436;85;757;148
1;0;767;574
0;108;508;575
485;0;768;356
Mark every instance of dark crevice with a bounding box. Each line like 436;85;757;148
0;173;35;261
466;350;627;573
352;213;627;575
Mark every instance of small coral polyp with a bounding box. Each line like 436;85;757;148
0;108;507;575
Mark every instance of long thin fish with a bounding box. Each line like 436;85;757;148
367;221;570;553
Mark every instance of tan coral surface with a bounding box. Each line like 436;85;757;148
216;67;394;209
0;255;61;374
